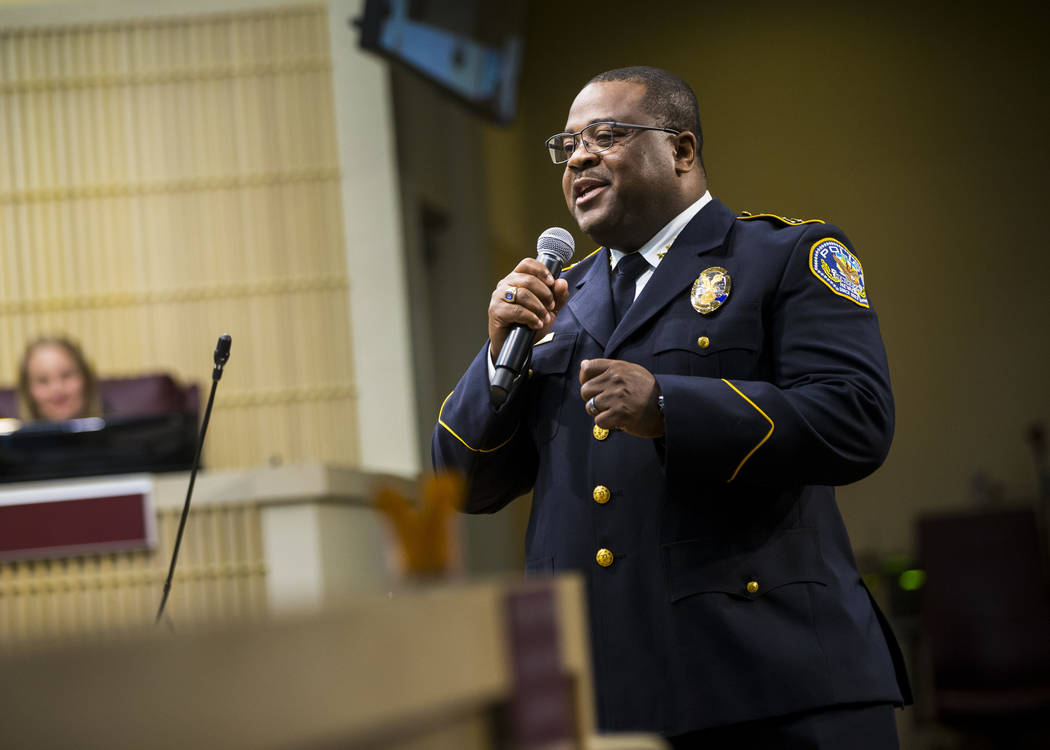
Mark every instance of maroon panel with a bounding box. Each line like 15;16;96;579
0;494;148;556
503;585;573;749
0;387;16;417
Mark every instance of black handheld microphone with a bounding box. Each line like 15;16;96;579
156;333;232;627
490;228;575;407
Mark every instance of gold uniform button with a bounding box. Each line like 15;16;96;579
596;548;614;567
592;485;611;504
593;425;610;441
697;336;710;349
746;580;759;594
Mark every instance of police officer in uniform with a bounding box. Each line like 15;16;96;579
433;66;910;748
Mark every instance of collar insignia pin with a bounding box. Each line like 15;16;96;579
691;266;731;314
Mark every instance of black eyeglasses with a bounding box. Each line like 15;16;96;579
544;121;682;164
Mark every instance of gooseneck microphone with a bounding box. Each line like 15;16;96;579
490;228;575;407
155;334;232;626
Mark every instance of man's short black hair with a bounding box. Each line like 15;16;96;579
587;66;703;152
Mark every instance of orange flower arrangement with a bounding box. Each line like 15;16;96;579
374;471;465;578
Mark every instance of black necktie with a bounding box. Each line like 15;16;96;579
611;251;651;324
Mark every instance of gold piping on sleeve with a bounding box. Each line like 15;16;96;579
437;391;519;453
736;213;825;225
720;379;775;482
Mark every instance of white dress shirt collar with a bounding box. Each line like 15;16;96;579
608;190;712;271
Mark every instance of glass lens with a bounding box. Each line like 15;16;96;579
583;122;616;151
545;122;622;163
546;133;576;163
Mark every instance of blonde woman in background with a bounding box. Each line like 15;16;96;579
17;336;102;422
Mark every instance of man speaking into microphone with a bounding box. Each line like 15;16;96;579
433;66;910;747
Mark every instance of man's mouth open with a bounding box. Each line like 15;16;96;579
574;180;607;207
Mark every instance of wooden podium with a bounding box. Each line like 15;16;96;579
0;466;667;748
0;463;413;644
0;576;667;750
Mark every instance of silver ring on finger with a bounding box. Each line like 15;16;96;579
503;286;519;303
586;396;598;416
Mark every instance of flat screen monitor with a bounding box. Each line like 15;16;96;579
355;0;525;124
0;413;197;484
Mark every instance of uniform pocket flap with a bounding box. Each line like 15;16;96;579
525;556;555;576
529;331;578;375
664;527;827;602
652;307;761;356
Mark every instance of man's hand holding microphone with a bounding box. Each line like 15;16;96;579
488;229;662;437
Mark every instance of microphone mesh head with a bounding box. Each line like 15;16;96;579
536;227;575;263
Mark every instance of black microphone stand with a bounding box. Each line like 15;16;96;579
155;334;232;626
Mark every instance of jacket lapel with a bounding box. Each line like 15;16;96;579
604;198;737;356
566;247;615;350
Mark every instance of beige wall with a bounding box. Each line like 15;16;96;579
0;0;419;475
0;4;357;469
480;0;1050;558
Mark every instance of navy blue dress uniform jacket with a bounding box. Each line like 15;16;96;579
432;198;911;735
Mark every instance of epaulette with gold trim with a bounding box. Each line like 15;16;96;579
737;211;825;226
561;246;602;272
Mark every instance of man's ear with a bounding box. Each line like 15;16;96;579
673;131;699;174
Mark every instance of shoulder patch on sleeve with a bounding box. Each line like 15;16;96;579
808;237;869;308
737;211;825;226
561;246;602;272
